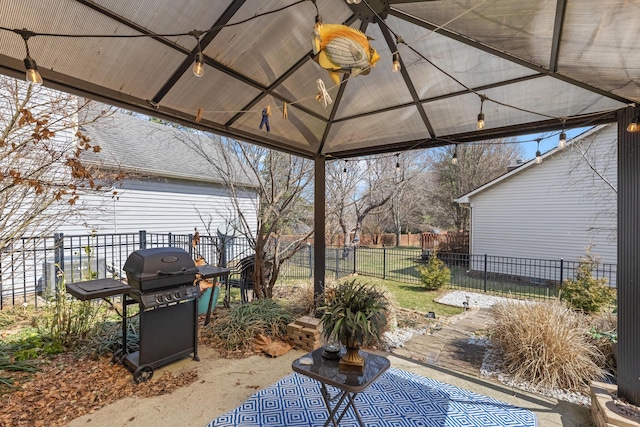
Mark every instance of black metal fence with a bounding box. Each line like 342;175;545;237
0;231;253;309
279;246;617;300
1;232;617;308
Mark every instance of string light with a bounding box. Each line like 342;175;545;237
558;118;566;148
558;131;566;148
451;145;458;165
16;29;42;85
395;154;400;173
392;52;401;73
477;95;487;130
535;139;542;164
343;160;347;175
190;30;205;78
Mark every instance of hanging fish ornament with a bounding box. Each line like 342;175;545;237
311;23;380;85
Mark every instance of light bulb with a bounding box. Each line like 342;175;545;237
396;162;400;173
558;131;566;149
451;156;458;165
193;52;205;77
535;150;542;164
392;53;401;73
477;112;485;130
627;117;640;133
23;56;42;85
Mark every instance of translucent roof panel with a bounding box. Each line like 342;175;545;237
207;1;352;86
325;106;429;152
230;95;326;154
91;0;234;50
558;0;640;101
0;0;636;158
385;15;539;100
272;61;341;120
162;67;263;125
425;76;626;136
331;22;415;120
394;0;557;69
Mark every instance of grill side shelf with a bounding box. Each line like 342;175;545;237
66;278;132;301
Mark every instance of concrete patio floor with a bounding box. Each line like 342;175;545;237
65;308;593;427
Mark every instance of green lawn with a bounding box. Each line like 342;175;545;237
276;275;463;318
354;276;462;317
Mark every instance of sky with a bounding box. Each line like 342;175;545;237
517;126;592;161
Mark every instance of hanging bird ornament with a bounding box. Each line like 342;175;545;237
311;22;380;85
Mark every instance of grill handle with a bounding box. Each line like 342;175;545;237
156;267;197;277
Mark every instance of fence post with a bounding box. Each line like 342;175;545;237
353;246;357;274
335;248;339;280
168;232;173;247
219;235;227;267
483;254;487;293
188;234;193;257
54;233;64;288
139;230;147;250
559;258;564;284
308;244;313;278
383;247;387;280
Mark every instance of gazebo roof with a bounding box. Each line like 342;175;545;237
0;0;637;159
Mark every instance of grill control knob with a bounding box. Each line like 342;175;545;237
175;291;181;299
156;294;164;303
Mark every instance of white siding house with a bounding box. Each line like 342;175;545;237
1;110;259;299
455;124;617;283
61;112;259;237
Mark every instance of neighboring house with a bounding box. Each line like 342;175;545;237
1;109;259;297
62;112;259;237
455;124;617;282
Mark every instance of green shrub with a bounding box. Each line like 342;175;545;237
33;273;109;351
490;300;605;392
206;299;295;351
418;248;451;291
561;250;615;314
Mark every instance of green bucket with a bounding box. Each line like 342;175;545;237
198;285;221;315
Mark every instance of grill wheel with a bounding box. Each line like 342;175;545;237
133;365;153;383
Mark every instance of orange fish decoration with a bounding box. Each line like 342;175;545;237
311;23;381;85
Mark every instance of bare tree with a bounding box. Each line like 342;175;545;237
427;142;523;230
178;133;314;299
0;77;116;259
326;159;360;247
565;129;617;240
327;155;411;248
377;151;429;245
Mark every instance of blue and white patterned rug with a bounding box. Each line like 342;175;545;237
207;367;536;427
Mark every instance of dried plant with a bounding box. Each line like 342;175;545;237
587;311;618;373
273;280;316;316
490;300;605;392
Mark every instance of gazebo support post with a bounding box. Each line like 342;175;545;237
617;106;640;406
314;154;326;305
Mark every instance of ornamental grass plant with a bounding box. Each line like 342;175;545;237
319;279;389;347
205;298;295;351
490;299;605;392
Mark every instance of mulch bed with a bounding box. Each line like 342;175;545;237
0;353;198;427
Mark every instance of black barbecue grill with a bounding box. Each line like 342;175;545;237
65;247;228;383
120;247;201;383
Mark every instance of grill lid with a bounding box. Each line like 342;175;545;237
124;247;198;291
